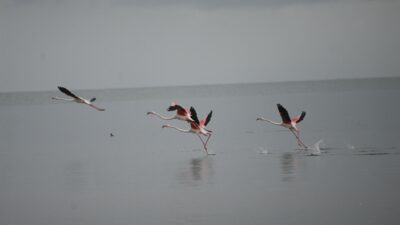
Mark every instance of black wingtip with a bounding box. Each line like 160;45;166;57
57;86;69;94
300;111;306;120
190;107;200;125
57;86;80;99
205;110;213;126
277;103;284;112
277;103;291;124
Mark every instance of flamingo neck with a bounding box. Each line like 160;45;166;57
149;112;176;120
258;118;281;126
164;125;191;133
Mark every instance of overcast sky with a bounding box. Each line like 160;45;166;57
0;0;399;92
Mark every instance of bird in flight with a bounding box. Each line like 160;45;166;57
257;103;307;149
162;107;213;154
147;101;193;122
52;86;105;111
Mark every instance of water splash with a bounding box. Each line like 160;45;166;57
346;144;356;150
308;139;323;156
257;147;269;155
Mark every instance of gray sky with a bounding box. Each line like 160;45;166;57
1;0;399;92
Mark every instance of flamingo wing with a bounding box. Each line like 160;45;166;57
292;111;306;124
58;86;80;99
277;104;291;124
202;110;213;126
190;107;200;125
177;107;189;117
190;121;200;130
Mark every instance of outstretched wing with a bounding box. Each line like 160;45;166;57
203;110;213;126
190;107;200;125
58;86;79;99
292;111;306;124
277;104;291;124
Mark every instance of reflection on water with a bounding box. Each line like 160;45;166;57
191;157;214;181
177;156;214;186
280;153;295;182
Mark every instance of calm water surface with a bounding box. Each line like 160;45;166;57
1;78;400;225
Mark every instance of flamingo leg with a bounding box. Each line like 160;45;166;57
295;130;302;146
204;133;212;148
290;129;308;149
296;131;307;149
204;133;214;155
196;134;208;154
88;104;105;111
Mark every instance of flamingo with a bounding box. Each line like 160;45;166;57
51;86;105;111
257;103;307;149
147;101;193;122
162;107;213;154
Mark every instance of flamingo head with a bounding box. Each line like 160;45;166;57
162;124;171;129
90;97;96;103
146;111;154;115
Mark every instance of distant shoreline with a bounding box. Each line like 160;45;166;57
2;76;399;94
1;76;399;105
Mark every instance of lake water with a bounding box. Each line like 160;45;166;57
1;78;400;225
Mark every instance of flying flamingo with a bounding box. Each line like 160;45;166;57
257;103;307;149
51;86;105;111
147;101;193;122
162;107;213;154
